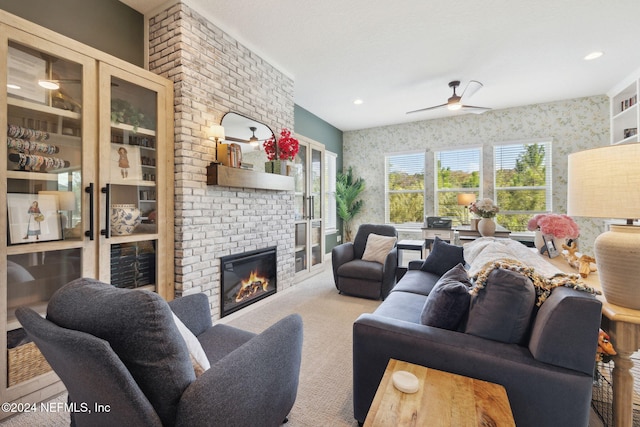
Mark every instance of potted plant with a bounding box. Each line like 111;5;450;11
336;167;365;242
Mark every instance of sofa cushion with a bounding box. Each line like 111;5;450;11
465;268;536;344
420;264;472;330
372;290;427;324
362;233;397;264
46;278;195;426
337;259;384;281
420;237;465;276
391;270;440;296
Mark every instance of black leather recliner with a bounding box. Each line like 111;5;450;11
331;224;398;300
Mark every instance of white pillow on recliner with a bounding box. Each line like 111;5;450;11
362;234;397;265
172;313;210;376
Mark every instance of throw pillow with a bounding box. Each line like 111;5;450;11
420;237;465;276
420;263;472;330
361;233;397;264
46;278;195;427
465;267;536;344
172;313;211;376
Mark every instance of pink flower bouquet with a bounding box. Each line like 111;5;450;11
527;213;579;239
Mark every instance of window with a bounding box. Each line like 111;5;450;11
435;147;481;224
385;151;425;225
494;140;552;232
324;151;337;233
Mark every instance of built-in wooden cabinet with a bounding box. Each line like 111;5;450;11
293;135;325;277
609;72;640;145
0;11;174;413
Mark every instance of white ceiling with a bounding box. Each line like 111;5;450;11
122;0;640;131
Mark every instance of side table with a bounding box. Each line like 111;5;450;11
396;240;427;280
364;359;515;426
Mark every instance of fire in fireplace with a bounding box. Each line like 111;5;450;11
220;247;277;317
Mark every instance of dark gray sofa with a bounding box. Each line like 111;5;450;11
353;248;602;427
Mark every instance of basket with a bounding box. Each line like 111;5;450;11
7;341;52;387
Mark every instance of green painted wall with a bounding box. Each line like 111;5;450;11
0;0;144;66
294;104;344;253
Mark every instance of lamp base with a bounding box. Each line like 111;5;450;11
595;225;640;309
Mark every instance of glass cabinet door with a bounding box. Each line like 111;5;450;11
98;63;170;296
310;147;323;267
294;145;308;272
293;138;324;275
2;34;96;389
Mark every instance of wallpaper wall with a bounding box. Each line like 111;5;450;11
343;95;610;255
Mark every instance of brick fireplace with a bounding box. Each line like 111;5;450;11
148;3;296;319
220;247;277;317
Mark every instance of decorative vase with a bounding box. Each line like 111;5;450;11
110;204;141;236
477;218;496;237
265;160;293;176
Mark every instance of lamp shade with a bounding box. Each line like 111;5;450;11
209;124;225;141
567;143;640;220
457;193;476;206
567;143;640;309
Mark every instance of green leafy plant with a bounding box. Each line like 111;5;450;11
336;167;365;242
111;99;146;133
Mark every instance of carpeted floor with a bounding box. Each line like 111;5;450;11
0;264;380;426
5;263;638;426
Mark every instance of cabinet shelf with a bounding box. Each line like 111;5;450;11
111;122;156;136
610;79;640;145
8;97;81;120
206;163;294;191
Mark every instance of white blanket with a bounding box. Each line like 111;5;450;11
464;237;561;278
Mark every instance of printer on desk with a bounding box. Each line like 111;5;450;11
422;217;454;246
425;216;452;229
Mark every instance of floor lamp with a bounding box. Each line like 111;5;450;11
567;143;640;309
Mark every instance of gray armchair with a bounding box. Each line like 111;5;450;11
332;224;398;300
16;278;303;427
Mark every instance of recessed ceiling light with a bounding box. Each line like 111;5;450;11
584;51;603;61
353;99;363;105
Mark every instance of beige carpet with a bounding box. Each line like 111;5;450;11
0;264;380;426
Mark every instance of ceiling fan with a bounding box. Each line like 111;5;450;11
407;80;491;115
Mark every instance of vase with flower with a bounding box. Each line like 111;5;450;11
469;198;499;236
264;128;299;176
527;213;580;253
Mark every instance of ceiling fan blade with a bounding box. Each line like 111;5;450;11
406;103;447;114
460;105;491;114
461;80;483;100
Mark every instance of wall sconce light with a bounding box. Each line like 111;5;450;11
209;124;225;163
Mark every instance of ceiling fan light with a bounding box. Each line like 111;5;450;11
38;80;60;90
448;103;462;111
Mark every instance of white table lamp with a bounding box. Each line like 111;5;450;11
567;143;640;309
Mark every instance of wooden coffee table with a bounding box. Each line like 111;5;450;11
364;359;515;427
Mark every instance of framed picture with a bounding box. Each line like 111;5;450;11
541;234;560;258
110;144;142;183
7;193;62;244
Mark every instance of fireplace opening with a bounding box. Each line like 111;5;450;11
220;247;277;317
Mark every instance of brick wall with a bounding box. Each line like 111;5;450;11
148;3;295;319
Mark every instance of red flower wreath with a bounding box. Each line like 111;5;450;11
264;128;299;161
